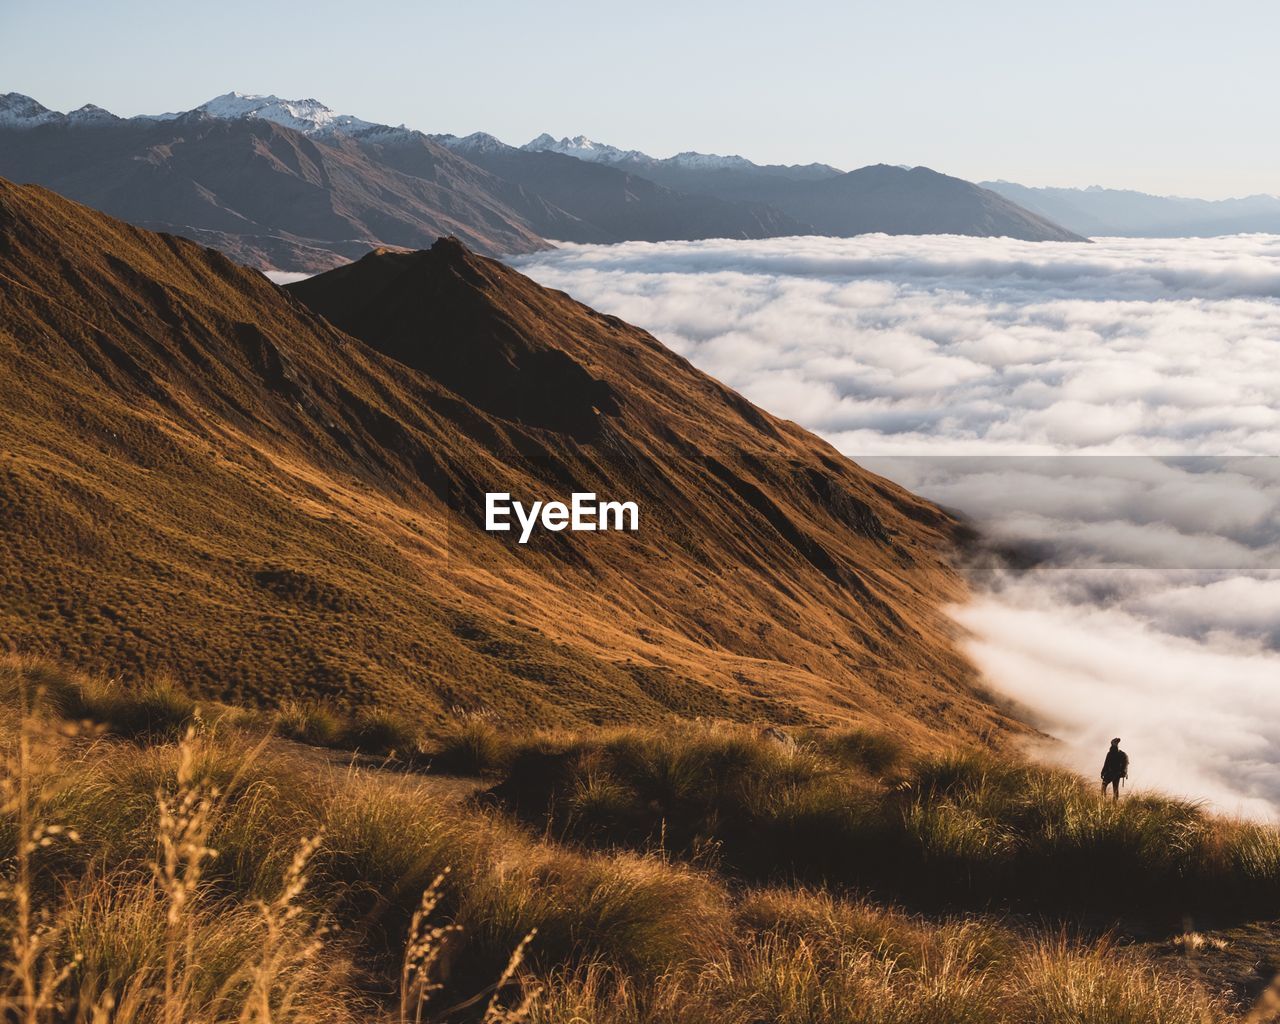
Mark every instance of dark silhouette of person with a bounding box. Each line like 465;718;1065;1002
1101;738;1128;800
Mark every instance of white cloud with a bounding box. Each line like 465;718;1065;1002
517;235;1280;455
264;270;312;285
516;234;1280;818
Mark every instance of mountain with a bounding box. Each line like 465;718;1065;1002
0;92;814;262
523;132;846;200
982;180;1280;237
521;133;1083;242
766;164;1089;241
0;89;1086;274
0;95;554;270
522;132;651;164
187;91;388;137
434;132;812;242
0;92;121;129
0;177;1015;739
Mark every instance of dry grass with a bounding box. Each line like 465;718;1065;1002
0;659;1260;1022
275;699;424;759
532;900;1225;1024
479;720;1280;918
429;715;509;776
1;170;1016;744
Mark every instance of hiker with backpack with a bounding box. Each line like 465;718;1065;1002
1101;737;1128;800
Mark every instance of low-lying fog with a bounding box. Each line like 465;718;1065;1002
515;234;1280;819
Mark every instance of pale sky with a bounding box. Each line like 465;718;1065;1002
3;0;1277;199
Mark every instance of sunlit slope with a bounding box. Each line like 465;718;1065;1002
0;179;1015;739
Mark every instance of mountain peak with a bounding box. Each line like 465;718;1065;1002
431;131;511;155
191;92;391;137
667;150;755;170
67;103;119;125
0;92;64;129
429;234;471;259
521;133;650;163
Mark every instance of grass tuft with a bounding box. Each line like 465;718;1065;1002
0;659;1260;1022
430;714;510;775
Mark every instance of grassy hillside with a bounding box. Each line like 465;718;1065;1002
0;657;1271;1022
0;177;1012;741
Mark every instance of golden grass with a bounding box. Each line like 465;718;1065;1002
0;658;1259;1022
1;173;1025;743
475;719;1280;918
531;910;1225;1024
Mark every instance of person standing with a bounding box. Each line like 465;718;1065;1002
1101;738;1128;800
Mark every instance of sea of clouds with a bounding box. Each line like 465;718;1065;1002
515;234;1280;818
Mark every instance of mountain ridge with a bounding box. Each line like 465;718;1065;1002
0;90;1091;266
0;176;1018;741
982;179;1280;236
430;132;814;243
0;105;557;268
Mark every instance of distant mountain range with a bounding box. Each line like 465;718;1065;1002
981;180;1280;237
528;133;1280;239
431;131;811;243
0;93;562;270
515;135;1083;242
0;91;1088;270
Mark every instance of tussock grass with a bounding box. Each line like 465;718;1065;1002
808;724;907;777
531;905;1223;1024
55;867;364;1023
274;699;346;748
483;720;1280;917
0;656;197;740
0;656;428;760
430;715;510;775
270;699;424;759
0;658;1255;1022
342;708;422;758
1015;937;1222;1024
0;657;90;719
313;768;729;980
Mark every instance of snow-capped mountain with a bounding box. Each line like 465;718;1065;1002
431;131;513;155
66;104;120;125
136;92;423;143
0;87;1095;264
520;131;840;175
0;90;392;136
191;92;389;137
665;151;759;171
0;93;61;128
0;93;118;129
521;133;650;164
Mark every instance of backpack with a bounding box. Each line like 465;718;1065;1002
1102;748;1128;781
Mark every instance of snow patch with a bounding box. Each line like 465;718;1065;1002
0;93;65;129
432;131;511;154
521;133;650;164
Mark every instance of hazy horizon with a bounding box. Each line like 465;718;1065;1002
4;0;1277;202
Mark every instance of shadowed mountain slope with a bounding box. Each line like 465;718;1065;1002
0;110;553;270
771;165;1089;241
431;136;812;242
516;133;1087;243
0;178;1016;740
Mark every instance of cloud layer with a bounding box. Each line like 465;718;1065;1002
516;235;1280;455
517;235;1280;818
